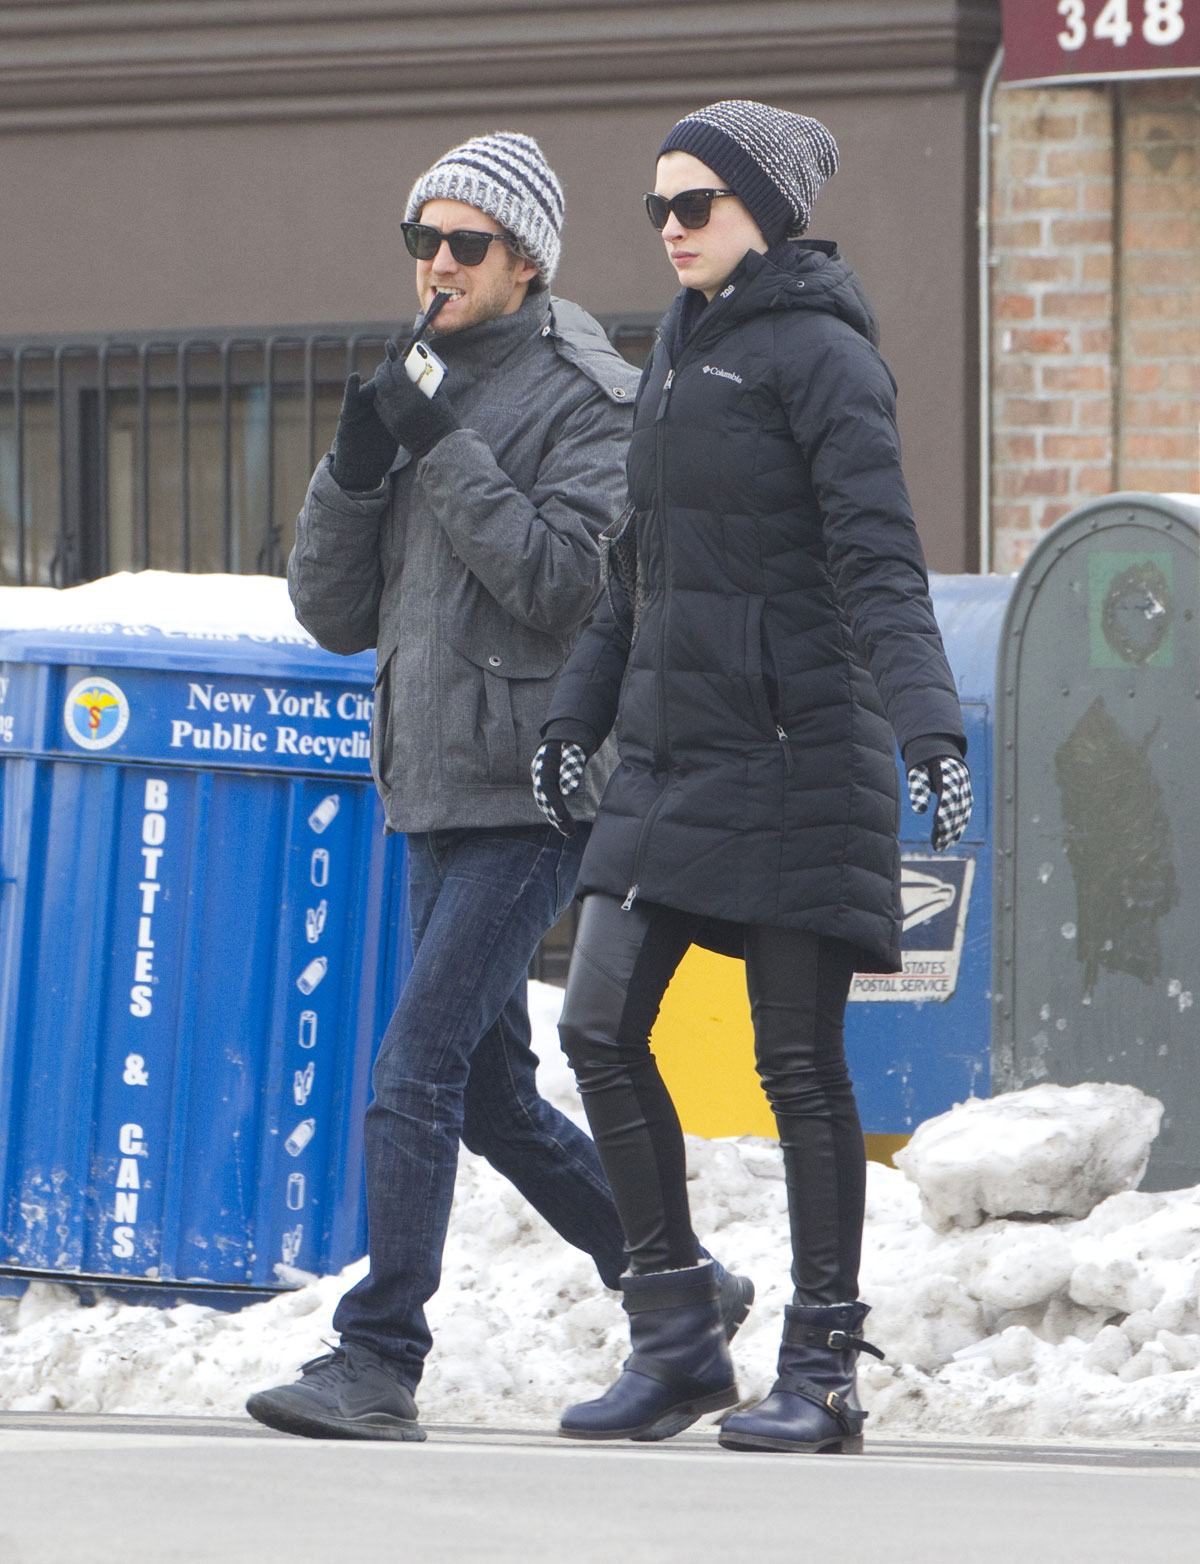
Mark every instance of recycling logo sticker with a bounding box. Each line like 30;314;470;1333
64;676;131;751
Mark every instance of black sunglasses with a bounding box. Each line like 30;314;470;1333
401;221;514;266
643;189;736;231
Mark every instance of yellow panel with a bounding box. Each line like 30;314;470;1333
649;947;911;1167
862;1133;911;1169
651;947;775;1139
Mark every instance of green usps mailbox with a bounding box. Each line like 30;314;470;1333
993;493;1200;1190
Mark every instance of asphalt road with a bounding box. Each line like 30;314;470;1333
1;1414;1197;1564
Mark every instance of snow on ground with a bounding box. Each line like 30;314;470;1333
0;570;306;639
3;983;1200;1442
3;573;1199;1440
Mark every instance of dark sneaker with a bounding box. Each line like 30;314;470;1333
245;1344;426;1441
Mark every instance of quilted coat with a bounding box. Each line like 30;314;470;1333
544;241;965;970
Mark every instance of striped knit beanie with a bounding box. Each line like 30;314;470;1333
659;100;839;246
405;132;564;288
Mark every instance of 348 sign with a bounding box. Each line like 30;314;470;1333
1002;0;1199;82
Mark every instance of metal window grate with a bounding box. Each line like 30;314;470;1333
0;316;658;590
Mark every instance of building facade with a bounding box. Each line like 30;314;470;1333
1;1;1000;586
988;73;1200;572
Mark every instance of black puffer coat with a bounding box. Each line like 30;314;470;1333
545;241;965;970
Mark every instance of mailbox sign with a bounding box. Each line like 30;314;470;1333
1002;0;1200;83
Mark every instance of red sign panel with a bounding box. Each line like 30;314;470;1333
1002;0;1200;83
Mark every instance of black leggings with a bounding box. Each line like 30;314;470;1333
557;894;865;1304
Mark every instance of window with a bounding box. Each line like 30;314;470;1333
1;334;385;586
0;315;658;589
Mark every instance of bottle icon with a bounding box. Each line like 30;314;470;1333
308;794;340;834
298;1010;317;1049
310;848;329;888
285;1118;316;1157
281;1225;303;1264
296;956;327;995
286;1171;306;1211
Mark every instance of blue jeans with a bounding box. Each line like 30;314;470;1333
333;824;627;1389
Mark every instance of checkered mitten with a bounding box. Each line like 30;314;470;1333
531;740;588;837
907;756;972;852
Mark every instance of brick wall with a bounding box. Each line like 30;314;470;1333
989;80;1200;574
989;85;1115;573
1119;83;1200;497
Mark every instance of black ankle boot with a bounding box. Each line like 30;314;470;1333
718;1301;883;1454
559;1260;738;1442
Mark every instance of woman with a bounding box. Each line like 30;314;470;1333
530;99;971;1454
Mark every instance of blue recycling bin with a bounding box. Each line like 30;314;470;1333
0;620;409;1300
844;571;1017;1135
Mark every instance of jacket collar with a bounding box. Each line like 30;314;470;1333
424;290;551;386
661;238;878;357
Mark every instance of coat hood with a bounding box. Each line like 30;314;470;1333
667;239;880;353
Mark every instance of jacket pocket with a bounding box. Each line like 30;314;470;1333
444;619;568;785
743;596;781;734
371;646;396;795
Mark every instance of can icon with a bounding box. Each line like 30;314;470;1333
298;1010;317;1049
311;848;329;888
285;1118;316;1157
286;1171;306;1211
308;794;340;834
305;898;327;944
296;956;327;995
293;1060;314;1106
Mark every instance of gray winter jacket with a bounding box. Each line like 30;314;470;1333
288;290;639;832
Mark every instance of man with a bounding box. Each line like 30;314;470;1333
246;132;751;1442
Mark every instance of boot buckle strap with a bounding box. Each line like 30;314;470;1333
622;1276;716;1314
625;1351;710;1400
826;1329;886;1361
780;1379;862;1434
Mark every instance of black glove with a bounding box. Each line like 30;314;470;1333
371;344;459;458
328;373;401;492
531;740;589;837
907;756;973;852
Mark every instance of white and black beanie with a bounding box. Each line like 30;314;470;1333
658;100;839;246
405;131;565;288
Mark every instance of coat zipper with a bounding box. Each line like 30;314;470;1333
624;293;782;908
622;786;669;909
776;724;795;774
757;607;794;775
622;361;675;912
652;368;675;771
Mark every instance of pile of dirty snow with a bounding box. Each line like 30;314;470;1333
3;983;1200;1444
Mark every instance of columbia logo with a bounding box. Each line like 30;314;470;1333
702;365;743;384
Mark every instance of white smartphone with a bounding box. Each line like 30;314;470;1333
404;340;447;398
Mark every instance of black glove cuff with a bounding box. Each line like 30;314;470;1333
328;449;391;494
903;733;966;771
541;718;599;754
